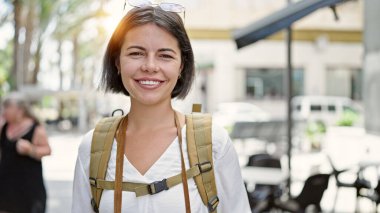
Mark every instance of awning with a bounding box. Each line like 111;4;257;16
233;0;348;49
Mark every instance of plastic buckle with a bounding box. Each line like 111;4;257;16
148;179;168;195
207;196;219;212
198;161;212;173
91;198;99;213
89;178;97;187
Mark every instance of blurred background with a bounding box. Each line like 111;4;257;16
0;0;380;212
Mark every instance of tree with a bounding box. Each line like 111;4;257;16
10;0;22;90
52;0;107;89
2;0;108;90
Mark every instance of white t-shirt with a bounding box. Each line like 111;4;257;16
72;123;251;213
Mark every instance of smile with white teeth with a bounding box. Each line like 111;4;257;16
139;80;161;85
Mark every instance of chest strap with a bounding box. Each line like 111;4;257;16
90;161;212;197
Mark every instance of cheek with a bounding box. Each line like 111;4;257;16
119;72;133;93
119;63;135;84
119;58;139;75
162;63;182;79
3;109;14;118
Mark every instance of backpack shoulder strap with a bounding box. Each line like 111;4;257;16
89;116;123;213
186;112;219;212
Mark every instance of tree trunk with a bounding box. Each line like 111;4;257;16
72;33;79;89
57;38;63;90
11;0;22;90
22;0;36;84
31;38;42;84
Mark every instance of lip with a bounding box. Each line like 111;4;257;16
134;77;166;90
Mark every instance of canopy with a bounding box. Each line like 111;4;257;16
233;0;347;49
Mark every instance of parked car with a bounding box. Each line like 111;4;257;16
213;102;271;132
292;96;360;126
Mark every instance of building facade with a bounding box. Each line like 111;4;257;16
178;0;363;113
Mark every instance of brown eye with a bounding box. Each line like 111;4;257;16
128;52;144;57
160;54;174;59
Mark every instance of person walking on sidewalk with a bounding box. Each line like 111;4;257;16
0;92;51;213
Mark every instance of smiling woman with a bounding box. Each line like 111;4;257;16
117;23;184;106
72;3;250;213
100;5;194;99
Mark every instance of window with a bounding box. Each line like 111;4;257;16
246;68;304;99
328;105;336;112
310;105;322;111
326;68;363;100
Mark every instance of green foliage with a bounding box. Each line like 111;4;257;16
2;0;108;90
306;120;326;136
41;95;57;108
306;120;326;150
336;110;359;126
0;41;12;96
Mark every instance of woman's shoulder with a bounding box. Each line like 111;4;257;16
211;122;229;142
211;122;232;161
77;129;95;162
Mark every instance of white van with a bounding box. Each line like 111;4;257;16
292;96;358;125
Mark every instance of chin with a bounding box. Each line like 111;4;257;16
132;94;171;106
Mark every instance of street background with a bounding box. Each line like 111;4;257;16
1;0;380;212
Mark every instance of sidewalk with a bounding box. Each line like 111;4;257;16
43;132;83;213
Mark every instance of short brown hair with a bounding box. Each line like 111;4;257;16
100;6;194;99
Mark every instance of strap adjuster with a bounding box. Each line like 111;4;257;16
197;161;212;173
148;179;169;195
207;195;219;212
89;178;97;187
91;198;99;213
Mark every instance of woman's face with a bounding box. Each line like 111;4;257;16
2;101;22;122
118;23;182;106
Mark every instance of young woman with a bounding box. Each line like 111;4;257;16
0;92;51;213
72;2;250;212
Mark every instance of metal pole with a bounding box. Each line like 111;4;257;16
286;0;293;194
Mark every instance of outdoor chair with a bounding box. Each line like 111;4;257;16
327;155;372;212
359;178;380;212
250;157;282;169
246;154;284;212
246;153;273;167
275;173;330;213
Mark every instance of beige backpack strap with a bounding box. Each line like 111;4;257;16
89;116;123;213
114;116;128;213
90;162;204;195
186;113;219;212
192;103;202;113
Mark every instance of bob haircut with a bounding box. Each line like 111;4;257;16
2;92;40;124
100;6;195;99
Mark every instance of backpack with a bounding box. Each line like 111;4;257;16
88;105;219;212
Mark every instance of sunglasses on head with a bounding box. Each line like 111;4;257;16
125;0;185;14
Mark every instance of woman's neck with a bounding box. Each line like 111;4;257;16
127;100;176;132
7;117;26;126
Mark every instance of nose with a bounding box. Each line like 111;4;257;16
141;55;159;73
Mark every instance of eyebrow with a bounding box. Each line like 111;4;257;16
126;46;178;54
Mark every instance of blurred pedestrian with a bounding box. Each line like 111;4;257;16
72;1;250;212
0;92;51;213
